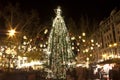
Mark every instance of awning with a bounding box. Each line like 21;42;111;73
98;58;120;64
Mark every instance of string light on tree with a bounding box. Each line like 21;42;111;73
47;6;75;79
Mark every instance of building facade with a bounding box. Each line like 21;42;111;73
97;9;120;61
76;9;120;64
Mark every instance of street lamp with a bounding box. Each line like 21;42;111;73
8;29;16;37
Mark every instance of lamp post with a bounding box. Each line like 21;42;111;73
6;29;16;71
86;57;89;68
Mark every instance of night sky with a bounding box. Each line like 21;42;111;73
0;0;120;24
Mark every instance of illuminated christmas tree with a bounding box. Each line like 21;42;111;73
47;6;75;79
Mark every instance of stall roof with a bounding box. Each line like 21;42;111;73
98;58;120;64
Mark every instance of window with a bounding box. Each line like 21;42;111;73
118;30;120;34
119;37;120;42
109;34;112;41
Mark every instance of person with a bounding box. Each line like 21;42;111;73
112;65;119;80
99;67;104;80
109;69;113;80
29;66;33;71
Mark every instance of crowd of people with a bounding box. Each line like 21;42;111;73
66;64;120;80
93;64;120;80
0;64;120;80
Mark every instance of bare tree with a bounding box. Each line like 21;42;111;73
1;3;46;61
67;18;77;36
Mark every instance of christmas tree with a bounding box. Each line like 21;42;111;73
47;6;75;79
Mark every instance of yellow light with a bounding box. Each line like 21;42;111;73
77;43;80;46
97;44;100;47
77;49;80;52
91;47;93;50
91;39;94;43
71;37;75;40
23;36;27;39
8;29;16;37
102;54;107;58
96;43;98;45
0;52;2;56
44;29;48;34
82;32;86;36
40;44;43;48
44;44;46;47
109;44;112;47
72;47;74;50
86;57;89;61
5;48;11;54
109;43;117;47
46;42;48;44
72;43;74;45
83;50;85;53
113;43;117;46
92;44;94;46
90;54;92;57
85;49;89;52
82;39;86;42
79;36;81;39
